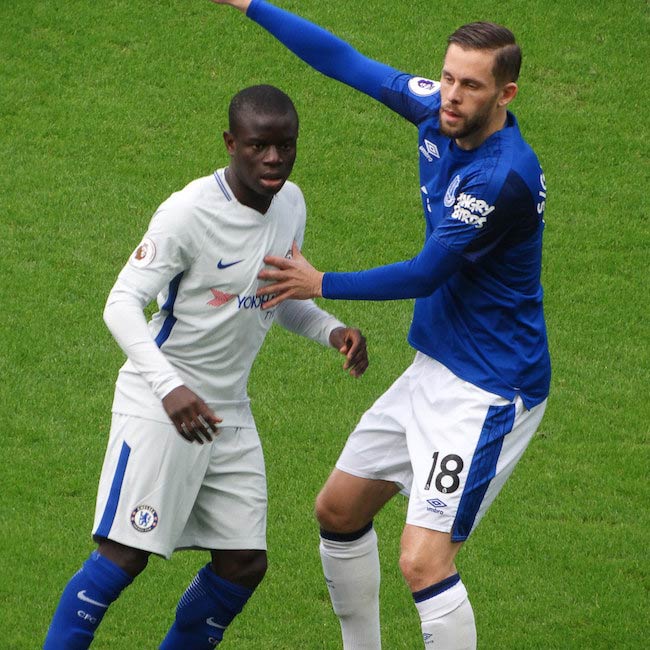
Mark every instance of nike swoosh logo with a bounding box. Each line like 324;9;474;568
217;259;242;269
206;617;226;629
77;590;109;608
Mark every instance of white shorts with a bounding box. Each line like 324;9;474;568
92;413;267;558
336;353;547;542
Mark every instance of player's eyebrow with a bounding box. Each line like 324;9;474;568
441;68;486;87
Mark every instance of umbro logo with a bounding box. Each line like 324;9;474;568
419;139;440;162
217;259;242;269
427;498;447;509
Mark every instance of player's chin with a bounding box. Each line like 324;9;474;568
439;121;462;139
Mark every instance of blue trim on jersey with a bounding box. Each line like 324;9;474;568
213;170;232;201
451;403;516;542
412;573;461;603
94;442;131;539
154;272;184;348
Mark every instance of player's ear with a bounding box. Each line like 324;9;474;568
223;130;236;154
498;82;518;107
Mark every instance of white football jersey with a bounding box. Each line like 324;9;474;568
104;169;343;427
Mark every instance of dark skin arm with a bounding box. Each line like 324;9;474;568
328;326;368;378
163;334;365;443
162;385;222;444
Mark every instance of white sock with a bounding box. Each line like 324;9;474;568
319;525;381;649
414;575;477;649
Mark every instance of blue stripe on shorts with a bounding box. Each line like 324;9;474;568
94;441;131;539
451;403;516;542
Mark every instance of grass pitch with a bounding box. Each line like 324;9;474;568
1;1;648;648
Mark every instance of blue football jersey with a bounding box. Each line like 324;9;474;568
248;0;551;408
377;73;551;408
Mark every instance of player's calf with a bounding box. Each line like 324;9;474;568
159;563;256;649
43;551;133;649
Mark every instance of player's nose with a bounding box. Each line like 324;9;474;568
447;82;462;103
263;145;282;164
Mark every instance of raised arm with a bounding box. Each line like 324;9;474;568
211;0;397;100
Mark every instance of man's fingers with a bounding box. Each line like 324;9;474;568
178;413;222;444
198;414;217;431
339;333;368;377
260;291;292;310
257;269;285;283
197;415;219;439
262;255;292;270
180;422;202;444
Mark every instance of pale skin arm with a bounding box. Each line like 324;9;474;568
258;241;324;309
210;0;252;12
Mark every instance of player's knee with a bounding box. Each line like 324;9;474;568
315;492;359;533
96;538;150;578
210;549;267;589
399;548;450;590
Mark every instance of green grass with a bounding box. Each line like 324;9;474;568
1;0;648;648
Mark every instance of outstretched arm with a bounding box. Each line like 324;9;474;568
211;0;397;100
257;238;464;307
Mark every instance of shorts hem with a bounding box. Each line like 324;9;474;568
335;462;407;493
92;531;174;560
176;537;267;552
404;518;454;536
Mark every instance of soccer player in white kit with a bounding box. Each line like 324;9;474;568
213;3;551;649
44;85;368;649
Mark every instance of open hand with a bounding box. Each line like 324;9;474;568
257;241;324;310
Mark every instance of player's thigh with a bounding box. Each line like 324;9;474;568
322;360;422;532
316;469;401;532
179;426;268;552
93;413;211;558
405;358;547;542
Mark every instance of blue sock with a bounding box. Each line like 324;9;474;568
44;550;133;650
159;564;254;649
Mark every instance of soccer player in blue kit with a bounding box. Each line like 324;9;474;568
213;2;551;649
43;85;368;649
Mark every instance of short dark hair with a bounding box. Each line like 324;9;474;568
228;85;298;134
447;22;521;84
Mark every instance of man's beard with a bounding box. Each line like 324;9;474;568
439;103;493;141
